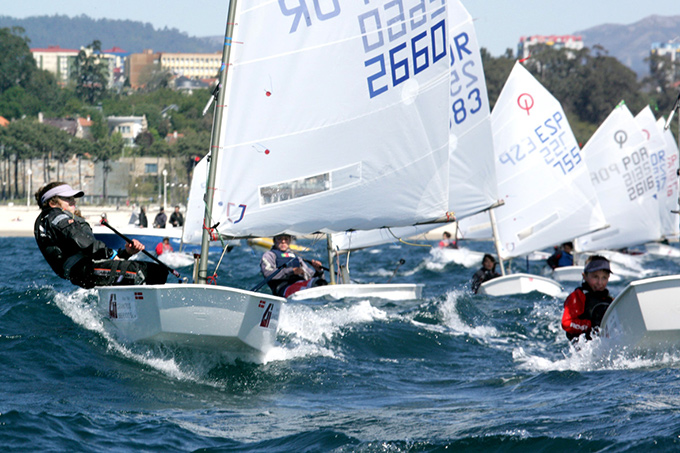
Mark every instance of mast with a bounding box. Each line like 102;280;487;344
198;0;239;284
488;208;506;276
326;234;336;285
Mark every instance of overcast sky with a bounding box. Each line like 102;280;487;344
3;0;680;55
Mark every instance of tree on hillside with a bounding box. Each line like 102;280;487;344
71;40;109;104
481;48;515;110
643;52;680;116
0;124;30;199
94;133;124;204
0;27;36;95
174;131;210;184
572;48;643;124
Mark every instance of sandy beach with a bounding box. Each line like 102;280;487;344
0;203;139;237
0;203;453;241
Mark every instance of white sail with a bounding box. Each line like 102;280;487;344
195;1;451;238
331;225;438;252
447;0;498;218
490;62;607;259
634;107;677;241
329;0;497;253
457;209;492;240
575;103;661;252
655;117;680;239
183;156;209;245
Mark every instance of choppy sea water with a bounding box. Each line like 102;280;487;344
3;235;680;452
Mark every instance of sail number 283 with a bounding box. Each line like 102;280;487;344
360;0;447;98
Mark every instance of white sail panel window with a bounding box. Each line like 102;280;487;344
259;163;361;206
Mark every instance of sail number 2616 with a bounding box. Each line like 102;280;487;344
360;1;447;98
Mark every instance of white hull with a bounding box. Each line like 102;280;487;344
478;273;563;297
601;274;680;351
97;284;285;355
288;283;423;302
644;242;680;258
550;264;626;283
551;266;585;283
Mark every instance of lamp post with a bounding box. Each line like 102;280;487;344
26;168;32;209
162;169;168;210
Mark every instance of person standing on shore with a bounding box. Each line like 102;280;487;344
169;206;184;227
139;206;148;228
34;182;167;288
153;207;167;228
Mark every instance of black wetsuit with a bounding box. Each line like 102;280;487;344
471;267;500;294
34;207;167;289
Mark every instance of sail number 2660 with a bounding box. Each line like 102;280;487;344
361;1;447;99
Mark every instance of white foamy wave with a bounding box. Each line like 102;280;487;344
52;289;199;381
158;251;195;268
425;247;484;271
279;300;387;343
270;300;389;361
513;338;680;373
412;290;499;340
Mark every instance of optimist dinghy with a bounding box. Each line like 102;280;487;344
601;274;680;352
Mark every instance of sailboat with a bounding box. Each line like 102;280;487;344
550;105;668;282
639;109;680;258
569;102;662;282
96;0;455;354
599;109;680;352
476;62;608;297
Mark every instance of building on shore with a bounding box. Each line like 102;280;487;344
517;35;584;60
30;45;80;86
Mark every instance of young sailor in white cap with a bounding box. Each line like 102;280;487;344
34;181;168;288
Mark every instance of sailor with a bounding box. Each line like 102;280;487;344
561;255;613;342
155;237;173;256
470;253;501;293
547;241;574;269
260;233;326;297
34;182;168;289
438;231;458;249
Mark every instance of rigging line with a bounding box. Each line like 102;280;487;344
213;241;231;278
386;227;432;248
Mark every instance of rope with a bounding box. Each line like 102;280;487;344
386;228;432;248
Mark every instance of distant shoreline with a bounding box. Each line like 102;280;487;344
0;203;138;238
0;203;451;241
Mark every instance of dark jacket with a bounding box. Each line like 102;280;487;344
139;210;148;228
260;248;319;296
35;207;167;288
35;207;128;282
471;267;500;294
153;212;167;228
169;211;184;227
